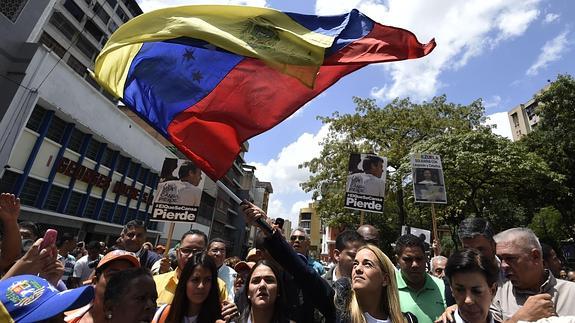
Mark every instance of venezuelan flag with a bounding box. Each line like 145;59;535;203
93;5;435;180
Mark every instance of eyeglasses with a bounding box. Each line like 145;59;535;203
290;236;306;242
179;248;205;256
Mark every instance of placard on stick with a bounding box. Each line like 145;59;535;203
150;158;205;223
411;154;447;204
344;153;387;213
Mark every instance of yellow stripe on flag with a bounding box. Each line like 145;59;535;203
93;5;335;94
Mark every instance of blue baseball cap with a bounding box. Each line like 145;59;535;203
0;275;94;322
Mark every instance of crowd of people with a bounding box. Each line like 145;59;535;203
1;192;575;322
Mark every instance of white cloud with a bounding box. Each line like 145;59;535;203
543;13;559;24
250;124;330;194
526;30;569;76
248;125;330;225
315;0;542;101
136;0;267;12
484;111;513;140
484;95;502;109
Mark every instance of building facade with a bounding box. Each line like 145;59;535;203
508;85;548;141
0;0;176;242
298;202;321;253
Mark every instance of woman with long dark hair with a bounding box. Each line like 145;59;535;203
153;252;223;323
240;202;415;323
444;248;499;323
238;260;290;323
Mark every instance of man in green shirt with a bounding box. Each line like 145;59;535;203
395;234;446;323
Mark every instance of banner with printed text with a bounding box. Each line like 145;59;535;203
150;158;205;223
411;153;447;204
344;153;387;213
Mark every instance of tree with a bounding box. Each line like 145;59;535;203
401;130;563;233
300;95;487;252
529;206;569;247
523;74;575;234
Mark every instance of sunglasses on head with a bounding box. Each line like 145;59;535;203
290;235;306;242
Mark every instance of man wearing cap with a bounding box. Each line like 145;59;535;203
0;275;94;322
154;230;228;305
65;250;140;323
207;238;237;301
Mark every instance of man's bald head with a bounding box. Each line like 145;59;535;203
357;224;380;246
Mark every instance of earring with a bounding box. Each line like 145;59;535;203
106;312;113;320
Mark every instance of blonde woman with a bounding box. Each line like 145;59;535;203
241;202;416;323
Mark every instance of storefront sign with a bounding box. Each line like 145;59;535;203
57;157;111;190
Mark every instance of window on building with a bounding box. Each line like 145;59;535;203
100;147;115;169
127;208;137;222
137;168;147;184
68;128;85;153
128;162;139;180
100;201;113;219
46;116;68;144
67;55;87;77
106;0;117;9
123;0;141;17
511;113;520;127
118;156;130;173
20;177;44;206
66;191;83;215
75;35;98;60
26;105;47;132
49;11;78;41
63;0;84;22
84;19;104;42
83;73;102;91
300;212;312;221
107;20;118;33
112;205;124;224
39;32;67;58
85;139;101;161
84;196;99;218
147;173;157;187
93;3;110;24
0;0;28;22
100;35;108;46
300;221;310;229
45;185;66;211
115;6;128;23
0;171;19;194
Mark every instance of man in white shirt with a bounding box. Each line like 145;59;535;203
346;155;385;197
155;161;202;206
72;240;102;284
207;238;236;301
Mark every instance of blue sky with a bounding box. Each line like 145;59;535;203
136;0;574;225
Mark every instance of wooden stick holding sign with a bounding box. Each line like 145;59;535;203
164;222;175;257
430;203;438;242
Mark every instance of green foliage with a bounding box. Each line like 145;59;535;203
529;206;569;246
301;90;568;248
401;130;563;233
523;75;575;231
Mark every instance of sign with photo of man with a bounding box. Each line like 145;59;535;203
411;153;447;204
344;153;387;213
150;158;205;223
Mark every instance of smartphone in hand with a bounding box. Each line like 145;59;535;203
39;229;58;250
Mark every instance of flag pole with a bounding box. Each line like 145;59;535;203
216;180;274;235
360;211;365;226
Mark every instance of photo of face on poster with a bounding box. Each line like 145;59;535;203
411;154;447;204
151;158;205;223
346;153;387;197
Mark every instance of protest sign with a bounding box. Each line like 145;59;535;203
150;158;204;223
344;153;387;213
411;154;447;204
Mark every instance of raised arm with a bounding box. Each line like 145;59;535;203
0;193;22;271
240;202;336;321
